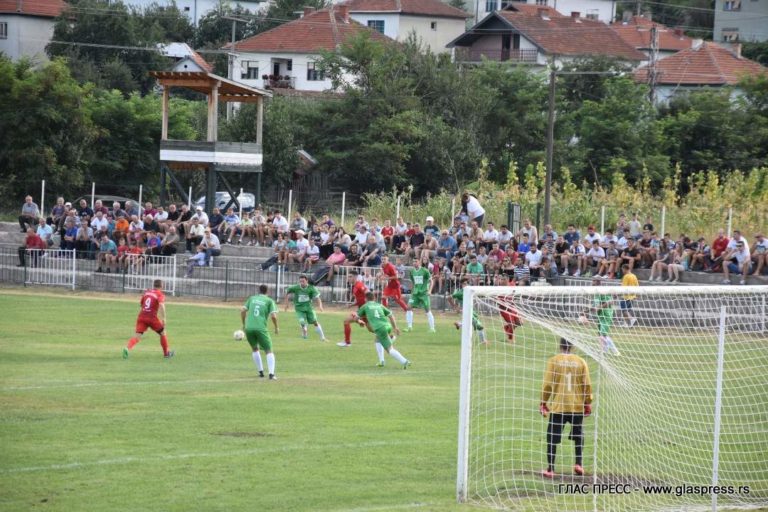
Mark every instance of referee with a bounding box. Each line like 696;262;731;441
540;337;593;478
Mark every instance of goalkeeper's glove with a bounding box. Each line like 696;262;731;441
539;402;549;417
584;404;592;417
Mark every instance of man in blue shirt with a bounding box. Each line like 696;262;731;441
564;224;580;247
437;230;457;261
96;234;118;272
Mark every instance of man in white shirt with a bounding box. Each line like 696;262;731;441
191;206;209;228
601;230;618;248
291;230;310;265
482;222;499;251
200;228;221;267
721;238;751;284
525;245;544;278
271;210;289;238
584;225;602;246
726;230;749;253
90;210;109;236
628;213;642;240
586;240;605;276
498;225;514;250
518;219;539;246
751;233;768;276
36;217;54;247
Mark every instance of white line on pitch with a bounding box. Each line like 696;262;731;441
1;439;440;474
332;503;436;512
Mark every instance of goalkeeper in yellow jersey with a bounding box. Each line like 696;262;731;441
540;337;593;478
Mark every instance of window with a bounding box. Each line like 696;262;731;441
722;29;739;41
0;22;7;40
723;0;741;10
240;61;259;80
535;0;548;6
307;62;325;81
485;0;497;11
430;21;437;30
183;6;190;11
586;9;599;20
367;20;385;33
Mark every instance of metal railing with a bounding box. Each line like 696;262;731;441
454;47;538;63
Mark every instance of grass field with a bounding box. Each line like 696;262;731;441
1;288;766;512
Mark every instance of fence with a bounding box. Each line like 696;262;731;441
24;249;76;290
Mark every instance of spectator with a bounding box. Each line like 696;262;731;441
689;237;709;271
513;257;531;286
649;240;672;281
96;234;118;273
586;240;605;278
47;197;66;229
271;210;289;239
601;230;617;248
410;223;425;259
392;217;408;250
221;207;241;244
18;195;40;233
36;217;54;247
128;215;144;244
643;215;654;233
518;218;539;246
361;235;382;267
540;232;556;254
124;201;140;218
200;228;221;267
62;217;78;251
252;209;268;246
154;206;169;231
163;204;178;226
321;214;335;228
318;225;336;259
620;239;641;272
517;233;531;255
666;248;685;283
345;244;364;267
93;199;109;217
143;202;157;218
177;204;193;235
722;239;752;285
77;199;94;221
111;201;127;220
461;191;486;227
290;230;309;266
207;207;224;234
421;232;438;261
482;222;499;251
290;211;308;235
337;228;353;252
158;226;179;256
185;217;204;253
596;241;619;278
568;240;589;277
498;224;514;250
184;246;207;278
727;230;749;253
90;210;109;238
354;215;369;233
564;224;580;247
708;229;730;272
451;243;469;276
424;216;440;237
238;211;255;245
75;219;96;259
541;224;558;241
303;238;321;272
116;237;130;270
17;228;46;267
487;242;505;277
381;219;394;249
615;214;628;238
145;230;163;256
751;234;768;276
466;254;484;285
584;225;602;246
272;233;290;266
369;218;382;235
554;235;570;274
525;244;544;279
126;239;146;273
354;225;369;246
437;230;458;261
191;206;209;228
324;245;347;284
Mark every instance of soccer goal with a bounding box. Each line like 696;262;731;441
457;285;768;512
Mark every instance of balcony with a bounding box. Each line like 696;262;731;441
160;140;263;171
262;75;296;90
454;47;539;64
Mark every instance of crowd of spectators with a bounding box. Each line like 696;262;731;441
14;194;768;287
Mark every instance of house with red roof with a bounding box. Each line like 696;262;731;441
228;5;392;92
447;4;645;66
333;0;471;54
468;0;616;25
634;41;766;103
0;0;66;62
610;15;693;60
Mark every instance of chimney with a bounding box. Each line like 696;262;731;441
733;43;742;58
571;11;580;18
692;38;704;50
338;4;349;22
673;27;683;37
303;6;316;17
537;7;549;18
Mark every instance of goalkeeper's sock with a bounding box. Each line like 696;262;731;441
315;325;326;340
126;337;139;350
426;312;435;330
388;348;408;365
375;343;385;364
343;322;351;342
160;335;169;356
252;351;264;372
406;310;414;328
266;353;275;375
477;330;486;343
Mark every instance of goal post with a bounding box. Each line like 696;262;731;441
457;285;768;512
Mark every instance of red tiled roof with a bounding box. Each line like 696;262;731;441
635;42;766;85
496;10;646;61
503;3;563;17
190;51;213;73
226;8;392;53
341;0;471;19
610;16;692;52
0;0;66;17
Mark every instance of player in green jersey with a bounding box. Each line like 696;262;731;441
241;284;280;380
357;292;411;369
284;275;328;342
406;257;436;333
581;277;619;355
449;277;487;344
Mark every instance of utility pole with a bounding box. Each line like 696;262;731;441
224;16;247;120
648;25;659;103
544;59;556;226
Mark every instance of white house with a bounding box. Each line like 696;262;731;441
0;0;66;62
448;5;645;67
111;0;267;26
329;0;471;54
713;0;768;42
228;5;391;92
466;0;615;24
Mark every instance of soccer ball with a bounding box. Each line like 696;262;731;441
233;329;245;341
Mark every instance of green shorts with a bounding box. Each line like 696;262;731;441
472;313;484;332
598;315;613;336
245;329;273;351
295;308;317;325
408;293;431;310
374;326;393;349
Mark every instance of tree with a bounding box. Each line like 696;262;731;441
0;57;96;201
743;42;768;66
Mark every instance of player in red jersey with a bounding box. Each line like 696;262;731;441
122;279;174;359
337;270;369;347
379;255;411;313
497;274;522;343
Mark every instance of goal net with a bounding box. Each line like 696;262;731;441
457;285;768;511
